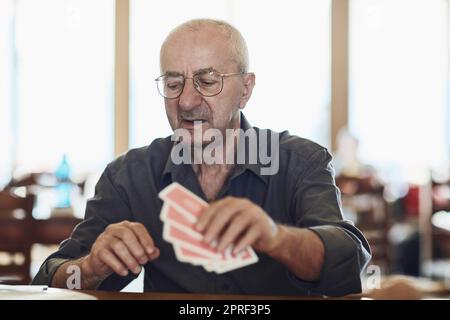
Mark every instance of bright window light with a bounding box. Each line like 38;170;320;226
11;0;115;176
0;0;15;186
349;0;449;182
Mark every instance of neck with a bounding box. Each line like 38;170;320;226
191;112;242;172
192;162;233;177
192;162;234;202
193;138;236;173
191;129;239;201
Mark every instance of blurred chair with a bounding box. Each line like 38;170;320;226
431;211;450;268
3;172;86;195
423;176;450;281
431;178;450;259
0;190;35;284
336;175;392;273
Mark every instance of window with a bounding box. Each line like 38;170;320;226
349;0;449;181
130;0;331;149
0;0;15;186
232;0;331;148
0;0;115;182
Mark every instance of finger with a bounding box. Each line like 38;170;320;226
114;226;148;264
98;249;128;277
195;197;235;232
216;213;253;252
233;226;261;254
109;238;141;274
127;222;157;256
203;201;246;244
148;247;160;261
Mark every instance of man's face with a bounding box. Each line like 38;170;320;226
160;26;254;145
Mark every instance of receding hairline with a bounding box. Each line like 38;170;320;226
160;18;249;73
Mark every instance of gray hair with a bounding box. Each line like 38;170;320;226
160;18;249;73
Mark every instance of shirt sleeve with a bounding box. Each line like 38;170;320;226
31;163;139;290
289;148;372;296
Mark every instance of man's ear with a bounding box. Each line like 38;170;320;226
239;73;256;109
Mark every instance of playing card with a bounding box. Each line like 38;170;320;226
159;182;208;221
214;248;259;274
174;244;257;274
159;182;259;273
163;220;223;259
160;203;199;237
174;244;227;269
160;203;225;262
173;245;211;266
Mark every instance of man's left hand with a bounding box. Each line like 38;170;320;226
195;197;279;254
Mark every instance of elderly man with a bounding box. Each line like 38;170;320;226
33;19;370;296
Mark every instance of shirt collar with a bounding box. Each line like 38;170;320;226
162;112;269;185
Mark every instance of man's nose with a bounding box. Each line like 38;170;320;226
178;79;202;111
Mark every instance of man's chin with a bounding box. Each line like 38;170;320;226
174;134;213;148
192;137;215;148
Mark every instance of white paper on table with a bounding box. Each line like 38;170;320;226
0;285;97;300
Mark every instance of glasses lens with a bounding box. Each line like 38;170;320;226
157;75;184;98
194;72;222;97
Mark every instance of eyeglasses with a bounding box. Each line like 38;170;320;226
155;70;245;99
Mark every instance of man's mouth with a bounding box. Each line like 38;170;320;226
180;119;207;129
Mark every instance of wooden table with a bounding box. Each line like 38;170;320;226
0;288;366;320
79;290;363;300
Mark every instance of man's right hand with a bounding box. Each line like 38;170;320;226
80;220;160;284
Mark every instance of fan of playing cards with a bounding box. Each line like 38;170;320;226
159;182;259;273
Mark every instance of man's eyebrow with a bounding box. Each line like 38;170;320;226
163;67;218;77
193;67;218;75
164;70;183;77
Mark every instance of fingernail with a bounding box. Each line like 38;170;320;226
122;270;128;277
150;248;159;259
147;247;155;255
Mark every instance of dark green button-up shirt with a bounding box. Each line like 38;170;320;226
32;114;371;296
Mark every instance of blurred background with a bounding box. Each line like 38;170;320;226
0;0;449;290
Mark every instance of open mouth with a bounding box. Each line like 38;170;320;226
180;119;207;128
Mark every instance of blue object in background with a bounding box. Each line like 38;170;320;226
55;154;72;208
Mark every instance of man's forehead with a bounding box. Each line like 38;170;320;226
161;48;234;74
162;27;233;55
160;26;237;74
164;26;230;49
168;23;228;42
